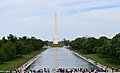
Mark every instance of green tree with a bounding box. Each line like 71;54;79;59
111;33;120;59
7;34;17;43
0;48;7;61
1;41;16;60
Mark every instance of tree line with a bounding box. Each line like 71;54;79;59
0;34;45;62
70;33;120;60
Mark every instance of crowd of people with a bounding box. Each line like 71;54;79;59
15;68;105;73
4;67;120;73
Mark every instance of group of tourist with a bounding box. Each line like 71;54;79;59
4;67;120;73
21;68;100;73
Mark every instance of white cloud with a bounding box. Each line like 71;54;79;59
0;0;120;40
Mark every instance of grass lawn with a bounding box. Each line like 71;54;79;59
48;43;65;47
0;48;45;71
83;54;120;68
70;48;120;68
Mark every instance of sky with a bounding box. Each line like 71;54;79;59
0;0;120;41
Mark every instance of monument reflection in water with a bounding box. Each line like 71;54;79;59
26;48;95;71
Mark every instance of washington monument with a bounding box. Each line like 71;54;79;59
53;13;58;44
